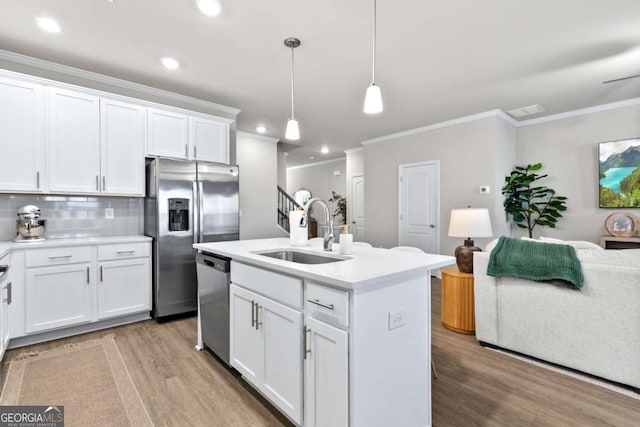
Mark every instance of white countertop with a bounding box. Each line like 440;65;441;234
193;238;455;290
0;235;151;259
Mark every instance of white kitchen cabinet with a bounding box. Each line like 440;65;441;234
97;257;150;320
147;108;189;159
48;87;101;194
230;284;303;424
189;116;229;163
100;99;146;196
25;263;93;333
0;77;46;193
304;316;348;427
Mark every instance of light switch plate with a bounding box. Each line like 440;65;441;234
105;208;114;219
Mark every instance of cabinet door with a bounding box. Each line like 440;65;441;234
147;108;189;159
25;263;93;333
48;88;101;194
0;78;46;193
230;285;262;385
98;258;150;320
261;298;303;424
189;116;229;164
100;99;146;196
304;316;349;427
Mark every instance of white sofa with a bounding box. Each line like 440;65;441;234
474;241;640;391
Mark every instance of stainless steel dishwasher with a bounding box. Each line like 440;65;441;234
196;252;231;366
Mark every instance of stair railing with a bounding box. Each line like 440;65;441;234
277;185;303;232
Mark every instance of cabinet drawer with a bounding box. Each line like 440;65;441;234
26;246;91;267
98;242;150;261
305;282;349;327
231;261;302;308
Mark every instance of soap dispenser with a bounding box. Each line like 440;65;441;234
339;224;353;255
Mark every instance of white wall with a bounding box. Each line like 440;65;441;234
516;104;640;242
363;115;515;255
286;158;347;227
236;131;283;239
277;142;287;189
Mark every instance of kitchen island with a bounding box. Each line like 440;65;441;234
193;238;454;427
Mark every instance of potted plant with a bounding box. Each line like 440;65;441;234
328;191;347;225
501;163;568;238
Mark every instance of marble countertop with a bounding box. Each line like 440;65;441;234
193;238;455;290
0;235;151;259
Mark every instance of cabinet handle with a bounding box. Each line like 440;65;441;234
96;175;99;191
251;300;255;327
102;176;106;191
3;282;12;305
48;255;72;260
100;265;103;282
255;304;261;330
185;144;188;158
36;171;40;189
116;250;136;254
303;326;311;360
307;298;335;310
193;145;197;159
86;267;90;284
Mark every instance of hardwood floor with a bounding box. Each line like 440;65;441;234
4;279;639;426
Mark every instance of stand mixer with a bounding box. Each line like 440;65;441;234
15;205;47;243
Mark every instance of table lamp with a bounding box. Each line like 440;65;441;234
448;208;493;274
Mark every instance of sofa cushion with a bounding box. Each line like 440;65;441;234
539;236;604;251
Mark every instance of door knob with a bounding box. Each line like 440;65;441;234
429;224;436;228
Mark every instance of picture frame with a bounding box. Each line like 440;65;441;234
604;212;638;237
599;137;640;208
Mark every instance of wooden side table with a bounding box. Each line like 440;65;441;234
441;266;475;334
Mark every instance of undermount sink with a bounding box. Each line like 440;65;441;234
256;249;346;264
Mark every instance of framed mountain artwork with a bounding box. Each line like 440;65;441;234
599;137;640;208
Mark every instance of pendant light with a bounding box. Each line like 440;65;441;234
364;0;383;114
284;37;301;140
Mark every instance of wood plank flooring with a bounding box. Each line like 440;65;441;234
4;279;639;426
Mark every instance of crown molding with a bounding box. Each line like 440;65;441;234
344;147;364;154
287;157;346;171
515;97;640;127
236;131;280;144
361;109;516;146
0;49;240;116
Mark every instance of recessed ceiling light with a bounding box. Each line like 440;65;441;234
256;125;266;134
196;0;222;16
309;156;315;160
161;57;180;70
321;146;329;154
36;17;61;33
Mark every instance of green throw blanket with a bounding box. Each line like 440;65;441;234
487;236;584;288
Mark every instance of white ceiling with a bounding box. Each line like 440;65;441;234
2;0;640;166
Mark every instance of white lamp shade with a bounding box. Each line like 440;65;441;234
448;208;493;238
364;84;383;114
285;118;300;140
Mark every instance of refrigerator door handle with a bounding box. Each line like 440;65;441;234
193;181;199;245
198;181;204;243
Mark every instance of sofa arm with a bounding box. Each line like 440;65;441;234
473;251;498;344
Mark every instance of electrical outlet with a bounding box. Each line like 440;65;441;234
105;208;114;219
388;309;406;330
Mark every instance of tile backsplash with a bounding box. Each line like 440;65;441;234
0;195;143;241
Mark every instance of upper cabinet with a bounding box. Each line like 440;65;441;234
0;77;46;193
147;108;230;164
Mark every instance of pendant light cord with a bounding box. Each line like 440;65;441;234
371;0;377;84
290;46;295;119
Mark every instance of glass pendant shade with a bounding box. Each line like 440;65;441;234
364;84;383;114
285;118;300;140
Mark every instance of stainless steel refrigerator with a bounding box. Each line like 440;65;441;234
144;158;239;320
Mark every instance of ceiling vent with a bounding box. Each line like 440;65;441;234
507;104;546;118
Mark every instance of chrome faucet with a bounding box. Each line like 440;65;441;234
299;197;334;251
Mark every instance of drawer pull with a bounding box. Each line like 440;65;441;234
3;282;12;305
49;255;72;260
116;250;136;254
307;299;334;310
251;300;255;327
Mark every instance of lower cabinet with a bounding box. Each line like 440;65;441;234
304;316;348;427
26;263;93;333
230;284;303;424
98;258;150;319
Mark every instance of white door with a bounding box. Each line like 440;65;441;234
97;258;150;319
100;99;146;196
261;298;303;424
350;174;365;241
25;263;93;333
147;108;189;159
189;116;229;164
0;78;46;192
230;285;262;385
399;161;439;253
48;88;101;194
304;316;349;427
